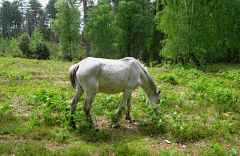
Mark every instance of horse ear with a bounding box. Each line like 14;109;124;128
157;89;161;95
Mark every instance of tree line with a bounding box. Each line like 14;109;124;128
0;0;239;65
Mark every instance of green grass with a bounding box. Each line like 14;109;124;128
0;57;239;155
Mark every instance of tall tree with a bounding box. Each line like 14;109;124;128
18;0;26;33
81;0;94;57
1;0;12;39
52;0;81;59
38;10;47;40
46;0;58;19
46;0;58;42
117;0;151;58
145;0;164;63
28;0;42;28
25;7;34;37
85;0;119;58
26;0;42;37
11;0;22;38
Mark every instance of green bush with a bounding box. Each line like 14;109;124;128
18;33;32;58
34;43;51;60
161;73;179;85
63;55;73;61
213;88;239;113
10;37;22;57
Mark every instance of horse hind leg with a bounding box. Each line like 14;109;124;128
83;92;98;130
70;83;84;128
70;84;84;114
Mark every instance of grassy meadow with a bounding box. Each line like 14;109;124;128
0;57;240;155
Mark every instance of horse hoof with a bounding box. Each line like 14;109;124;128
69;122;76;129
112;123;120;128
125;118;135;123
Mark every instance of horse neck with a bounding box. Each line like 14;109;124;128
140;72;156;97
133;59;157;97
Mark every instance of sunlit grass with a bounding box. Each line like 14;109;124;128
0;57;239;155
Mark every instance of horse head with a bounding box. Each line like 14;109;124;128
146;89;162;105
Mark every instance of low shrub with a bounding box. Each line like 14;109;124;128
18;33;32;58
34;42;51;60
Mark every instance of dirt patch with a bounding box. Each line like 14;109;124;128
132;90;140;98
227;67;240;70
175;85;188;96
35;75;67;80
52;81;70;86
150;67;169;72
0;90;6;103
0;91;5;98
45;143;69;152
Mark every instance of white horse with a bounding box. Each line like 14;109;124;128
69;57;161;130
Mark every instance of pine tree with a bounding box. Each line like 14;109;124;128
1;0;12;39
46;0;58;42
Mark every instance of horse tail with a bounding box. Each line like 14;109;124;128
68;63;79;88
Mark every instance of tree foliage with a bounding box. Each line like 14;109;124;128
85;0;119;58
18;33;32;58
34;42;50;60
0;0;12;39
26;0;43;37
146;23;164;63
10;37;21;56
116;0;151;58
155;0;240;64
46;0;58;42
1;0;239;65
51;0;81;60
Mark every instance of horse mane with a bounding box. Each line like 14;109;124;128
123;57;158;95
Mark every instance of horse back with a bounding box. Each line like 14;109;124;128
76;57;142;94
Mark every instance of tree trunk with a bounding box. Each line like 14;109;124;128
3;26;6;39
85;41;91;57
83;0;90;57
190;52;200;66
35;12;37;28
184;0;200;66
7;23;11;40
69;37;72;57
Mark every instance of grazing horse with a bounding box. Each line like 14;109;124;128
69;57;161;130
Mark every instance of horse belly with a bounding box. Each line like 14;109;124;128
98;71;138;94
98;77;129;94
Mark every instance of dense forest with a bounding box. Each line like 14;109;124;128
0;0;240;65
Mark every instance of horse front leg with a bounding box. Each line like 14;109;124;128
125;95;133;123
113;90;132;128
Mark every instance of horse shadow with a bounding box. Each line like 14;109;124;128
70;115;167;143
